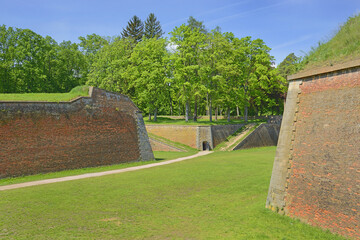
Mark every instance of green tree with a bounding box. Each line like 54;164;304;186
187;16;207;33
126;38;169;121
277;53;300;79
121;15;144;42
87;38;135;95
170;24;207;121
79;34;108;81
144;13;164;39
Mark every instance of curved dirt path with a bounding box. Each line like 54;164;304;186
0;151;213;191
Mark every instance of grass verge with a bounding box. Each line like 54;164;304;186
0;151;192;187
0;85;90;102
0;147;345;239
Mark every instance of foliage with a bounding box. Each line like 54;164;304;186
126;37;169;120
86;38;135;95
121;15;144;42
277;53;300;79
144;13;164;39
0;25;86;93
0;148;345;239
1;15;287;120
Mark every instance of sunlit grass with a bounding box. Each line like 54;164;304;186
0;147;345;239
0;85;90;102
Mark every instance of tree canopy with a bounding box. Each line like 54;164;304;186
0;15;287;121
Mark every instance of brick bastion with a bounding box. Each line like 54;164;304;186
0;87;154;179
266;60;360;239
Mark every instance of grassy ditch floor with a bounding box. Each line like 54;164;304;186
0;147;344;239
0;151;194;187
0;86;89;102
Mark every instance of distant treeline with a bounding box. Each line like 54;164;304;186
0;15;287;121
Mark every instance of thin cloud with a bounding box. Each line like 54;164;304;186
206;1;287;26
163;0;249;27
272;35;312;50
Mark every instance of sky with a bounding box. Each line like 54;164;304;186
2;0;360;64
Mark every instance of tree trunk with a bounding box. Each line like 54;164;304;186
209;96;212;122
193;96;197;122
206;93;209;116
148;113;151;121
154;108;158;122
244;105;248;123
227;107;230;122
215;106;218;121
185;100;190;122
236;106;240;117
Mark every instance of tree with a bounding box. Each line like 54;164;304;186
126;38;169;121
78;34;108;82
144;13;164;39
277;53;300;79
121;15;144;42
187;16;207;33
170;24;207;121
87;38;135;95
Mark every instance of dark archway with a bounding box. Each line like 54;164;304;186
202;141;210;151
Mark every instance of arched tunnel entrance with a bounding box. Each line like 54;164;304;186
202;141;210;151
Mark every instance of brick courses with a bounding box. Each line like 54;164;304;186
267;62;360;239
0;87;154;178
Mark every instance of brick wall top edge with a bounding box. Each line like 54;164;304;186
288;59;360;81
0;87;140;111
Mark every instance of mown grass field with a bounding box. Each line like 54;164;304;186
0;86;90;102
0;148;344;239
0;151;194;187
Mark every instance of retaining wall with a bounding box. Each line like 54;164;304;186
0;87;154;178
233;124;280;150
266;60;360;239
146;124;244;150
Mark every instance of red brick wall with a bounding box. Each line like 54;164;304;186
0;88;144;178
285;70;360;239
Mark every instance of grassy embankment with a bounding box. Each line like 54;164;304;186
0;86;90;102
0;147;344;239
213;123;260;151
301;13;360;70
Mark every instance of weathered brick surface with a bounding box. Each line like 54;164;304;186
0;87;154;178
284;69;360;239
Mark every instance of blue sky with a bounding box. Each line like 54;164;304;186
2;0;360;64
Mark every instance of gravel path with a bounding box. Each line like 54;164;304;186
0;151;213;191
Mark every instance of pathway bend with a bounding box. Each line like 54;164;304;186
0;151;213;191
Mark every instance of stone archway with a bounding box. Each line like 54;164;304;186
202;141;210;151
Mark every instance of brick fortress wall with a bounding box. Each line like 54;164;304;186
0;87;154;178
267;61;360;239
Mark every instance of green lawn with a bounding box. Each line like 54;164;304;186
0;151;194;187
0;147;344;239
0;86;90;102
144;116;265;125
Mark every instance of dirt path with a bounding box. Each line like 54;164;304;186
220;123;256;151
0;151;213;191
